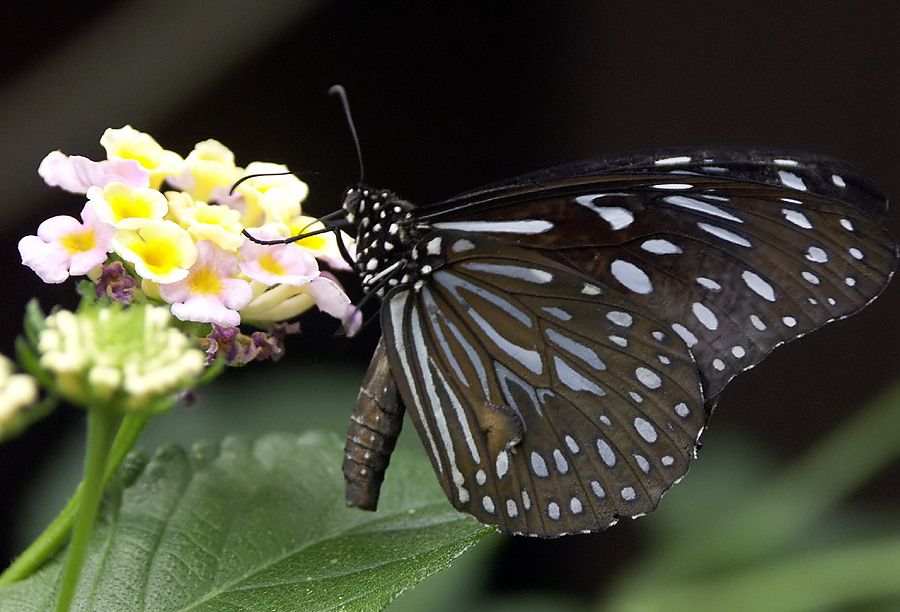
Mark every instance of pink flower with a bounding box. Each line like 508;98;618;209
158;241;253;327
238;225;319;286
19;203;116;283
38;151;149;194
306;274;355;323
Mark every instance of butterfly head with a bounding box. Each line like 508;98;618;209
342;186;428;296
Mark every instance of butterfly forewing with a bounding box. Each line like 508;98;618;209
380;231;705;536
421;157;897;398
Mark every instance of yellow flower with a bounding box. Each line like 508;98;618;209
87;182;168;229
234;162;308;228
100;126;183;190
285;215;355;270
171;139;241;203
165;191;245;252
112;220;198;283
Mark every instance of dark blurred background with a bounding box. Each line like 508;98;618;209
0;1;897;606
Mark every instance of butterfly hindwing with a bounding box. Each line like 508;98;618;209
380;231;705;536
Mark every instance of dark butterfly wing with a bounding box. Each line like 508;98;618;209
341;147;896;537
380;231;705;536
422;148;887;223
417;150;897;398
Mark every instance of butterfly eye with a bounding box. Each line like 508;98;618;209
341;148;897;537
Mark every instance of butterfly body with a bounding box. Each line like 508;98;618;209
339;148;896;537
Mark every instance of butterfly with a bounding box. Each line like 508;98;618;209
330;147;897;537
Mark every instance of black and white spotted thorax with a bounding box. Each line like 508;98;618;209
342;186;443;297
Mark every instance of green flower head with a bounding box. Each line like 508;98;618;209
38;303;206;412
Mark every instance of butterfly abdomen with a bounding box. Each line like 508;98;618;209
343;338;406;510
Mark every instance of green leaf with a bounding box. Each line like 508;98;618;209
0;431;492;611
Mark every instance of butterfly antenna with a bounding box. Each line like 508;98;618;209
229;171;295;195
329;84;365;183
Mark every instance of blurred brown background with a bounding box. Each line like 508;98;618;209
0;1;897;603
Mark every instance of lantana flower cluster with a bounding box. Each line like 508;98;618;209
19;126;358;364
38;304;207;412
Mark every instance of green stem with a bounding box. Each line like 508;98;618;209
54;408;120;611
0;412;150;587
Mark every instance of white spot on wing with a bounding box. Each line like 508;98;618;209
607;311;634;327
665;195;743;222
542;306;572;321
496;451;509;478
655;155;692;165
634;417;658;443
671;323;699;348
641;239;683;255
802;271;820;285
742;270;776;301
531;451;549;478
451;238;475;252
553;449;569;474
554;356;606;396
611;260;653;294
573;200;635;230
634;454;651;473
432;219;554;234
832;174;846;188
805;246;828;263
426;237;443;255
698;222;752;247
548;502;560;521
696;277;722;291
460;262;553;284
545;328;607;370
692;302;719;330
781;209;813;229
778;170;807;191
635;366;662;390
596;438;616;466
